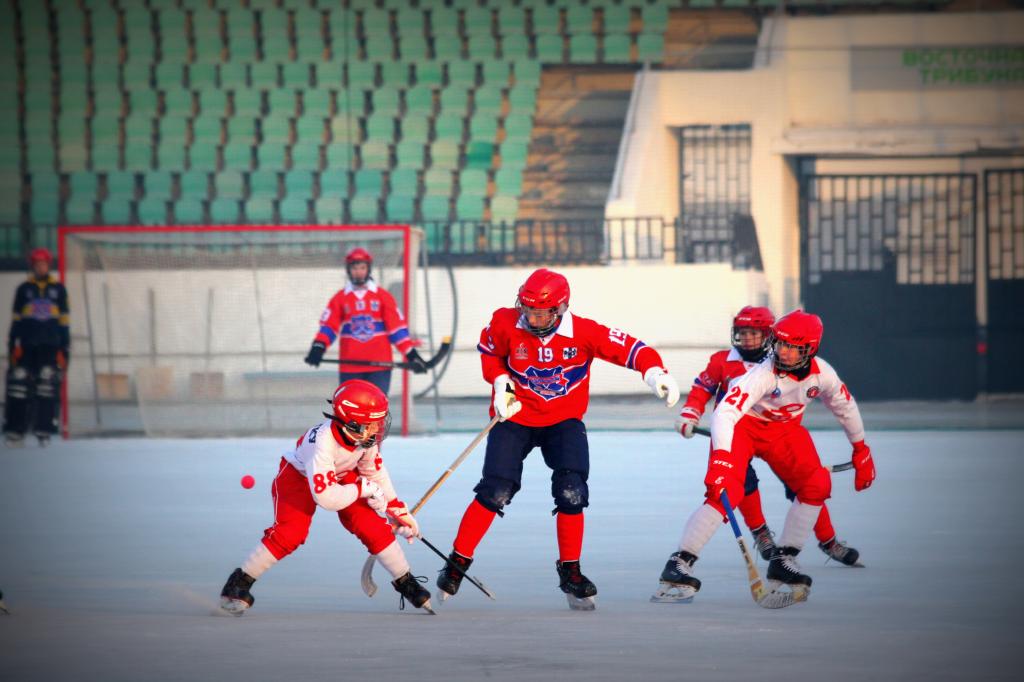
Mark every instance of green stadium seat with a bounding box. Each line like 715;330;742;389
641;4;670;32
284;170;315;197
214;171;245;199
497;6;526;35
245;197;276;223
602;5;632;33
144;171;175;199
261;117;291;145
503;113;532;141
30;173;61;201
248;170;280;199
30;197;60;224
536;34;564;63
385;194;415;222
250;62;280;88
469;115;499;142
295;117;325;145
155;62;185;90
482;61;510;87
532;5;561;35
566;5;594;34
209;198;241;223
570;34;598;63
323;140;356;170
219;61;248;90
414;62;443;87
459;168;488;197
156;143;187;172
232;89;263;117
197;90;229;118
319;168;350;197
468;34;496;60
315;61;344;88
124;116;155;145
512;61;541;88
354;169;383;194
314;197;345;224
463;6;492;34
279;197;310;222
336;90;365;116
192;117;223;145
499;140;528;169
429;140;460;168
365;114;396;141
222;143;253;171
65;196;97;225
501;34;530;61
429;7;459;38
347;62;376;89
372;88;402;117
389;168;419;196
91;145;120;172
400;115;431;143
379;62;410;88
400;34;430;61
447;61;476;88
349;194;379;221
158;117;188;143
439;88;470;117
455;194;485;221
163;90;194;116
101;197;134;224
360;141;391;170
602;33;631;63
189;63;218;90
508;86;538;113
433;37;462;62
404;86;434;115
292;144;322;171
129;90;159;118
179;170;211;200
490;194;519;223
227;117;258;144
419;194;449;221
637;33;664;62
282;62;312;89
136;197;168;225
303;89;333;117
105;172;137;200
174;197;205;223
464;141;493;170
268;90;299;118
423;168;453;195
394;141;425;169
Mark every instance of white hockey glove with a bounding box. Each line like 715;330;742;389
644;367;680;407
675;407;702;438
386;499;420;543
492;374;522;421
356;476;387;514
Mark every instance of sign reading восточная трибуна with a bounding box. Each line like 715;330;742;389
850;46;1024;90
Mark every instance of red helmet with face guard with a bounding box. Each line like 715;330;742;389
323;379;391;447
731;305;775;363
771;309;823;372
516;268;570;337
345;247;373;285
28;247;53;265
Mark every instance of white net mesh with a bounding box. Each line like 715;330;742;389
61;226;429;437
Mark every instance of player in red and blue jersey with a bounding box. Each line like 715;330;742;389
303;247;427;395
435;268;681;610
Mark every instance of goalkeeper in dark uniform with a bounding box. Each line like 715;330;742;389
4;248;69;446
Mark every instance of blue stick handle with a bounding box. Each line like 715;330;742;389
720;489;743;539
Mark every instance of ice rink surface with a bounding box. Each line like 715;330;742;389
2;426;1023;681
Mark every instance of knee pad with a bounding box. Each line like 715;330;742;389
704;460;744;509
36;366;59;398
261;524;310;560
743;464;760;496
7;367;30;400
474;477;519;514
794;466;832;506
551;470;589;514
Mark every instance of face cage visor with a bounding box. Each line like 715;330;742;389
326;409;392;447
732;327;770;362
347;260;372;285
772;339;814;372
516;300;566;337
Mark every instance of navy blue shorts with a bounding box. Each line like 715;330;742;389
472;418;590;515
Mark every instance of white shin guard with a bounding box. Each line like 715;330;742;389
777;501;822;551
679;503;724;557
240;543;278;580
374;540;410;580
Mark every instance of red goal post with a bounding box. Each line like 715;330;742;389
58;224;432;438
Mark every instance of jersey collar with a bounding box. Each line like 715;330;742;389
344;278;379;295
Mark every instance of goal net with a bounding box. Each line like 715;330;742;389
59;225;448;438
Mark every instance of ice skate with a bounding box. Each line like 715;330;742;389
556;560;597;611
819;537;863;567
435;550;472;602
650;550;701;604
750;524;777;561
393;572;435;615
766;546;811;602
4;433;25;448
219;568;256;616
35;433;51;447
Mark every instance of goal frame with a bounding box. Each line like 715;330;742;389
58;223;420;438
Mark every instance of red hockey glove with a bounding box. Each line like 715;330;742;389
851;441;875;491
386;499;420;543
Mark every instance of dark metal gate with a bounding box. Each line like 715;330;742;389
800;173;977;400
677;125;762;269
984;169;1024;394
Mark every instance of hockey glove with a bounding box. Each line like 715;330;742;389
304;341;327;367
644;367;680;408
404;348;429;374
492;374;522;421
56;348;69;371
356;476;388;514
675;406;702;438
386;499;420;543
851;441;875;491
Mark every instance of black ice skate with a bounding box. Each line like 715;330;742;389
750;524;777;561
556;560;597;611
219;568;256;616
392;572;435;615
435;550;472;601
35;433;50;447
819;537;863;567
650;550;701;604
767;546;812;601
4;433;25;448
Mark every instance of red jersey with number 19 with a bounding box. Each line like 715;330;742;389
478;308;666;427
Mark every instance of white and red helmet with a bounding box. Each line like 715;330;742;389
345;247;373;285
731;305;775;362
771;309;823;372
516;268;570;336
324;379;391;446
28;247;53;265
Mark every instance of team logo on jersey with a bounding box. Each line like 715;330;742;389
355;300;366;311
370;300;380;312
806;386;820;399
514;343;528;359
29;299;53;321
771;387;782;398
562;347;578;360
349;314;376;342
519;363;589;400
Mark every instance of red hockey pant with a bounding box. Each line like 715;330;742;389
260;458;395;559
704;425;831;515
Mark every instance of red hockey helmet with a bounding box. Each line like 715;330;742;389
731;305;775;362
345;247;373;285
28;247;53;265
324;379;391;447
516;268;570;337
771;309;823;372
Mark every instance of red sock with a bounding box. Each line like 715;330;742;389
814;504;835;544
556;512;584;562
738;489;767;530
452;500;497;558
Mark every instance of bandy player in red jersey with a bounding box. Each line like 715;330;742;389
304;248;428;395
670;307;861;575
654;310;876;603
434;268;681;610
218;380;434;615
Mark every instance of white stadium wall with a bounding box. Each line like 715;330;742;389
606;10;1024;316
